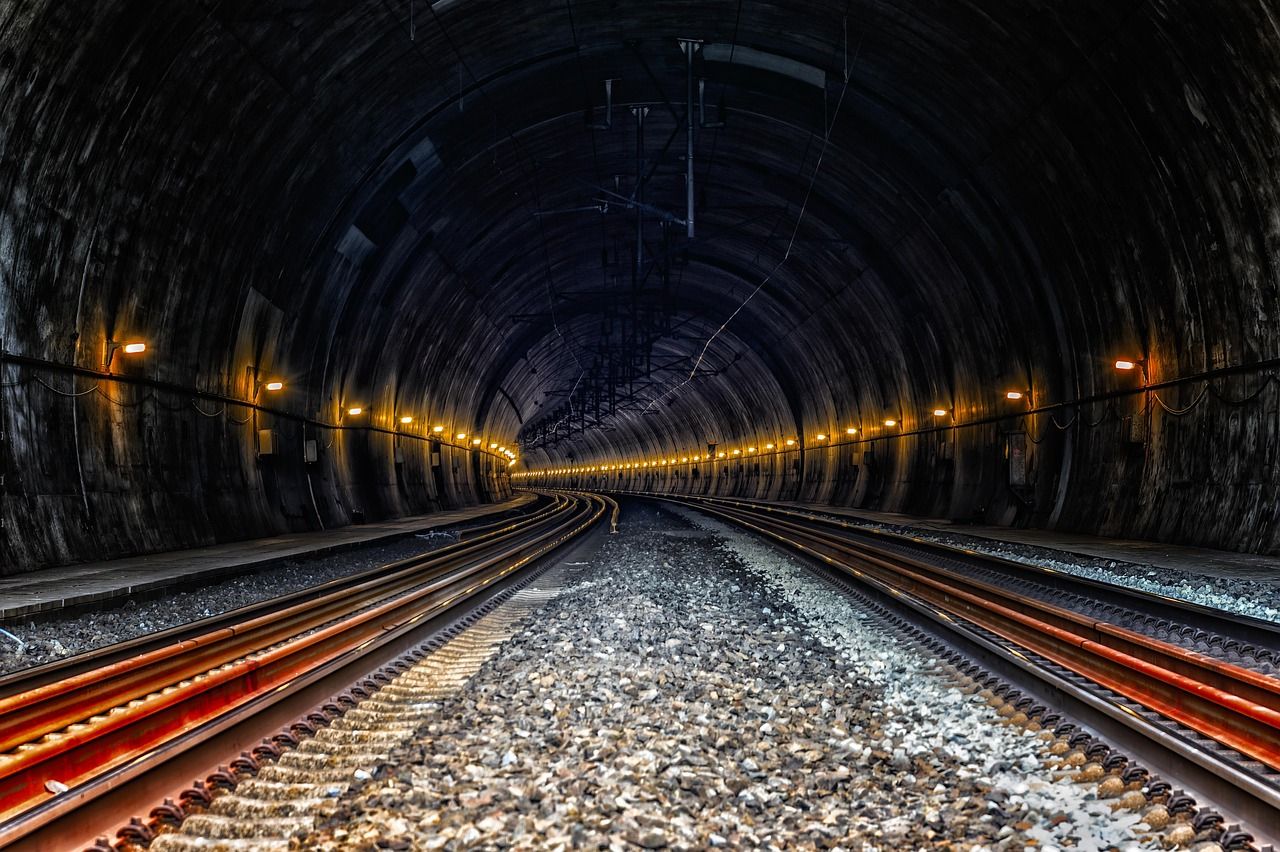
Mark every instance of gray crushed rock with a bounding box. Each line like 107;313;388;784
794;511;1280;624
0;530;467;676
297;503;1160;851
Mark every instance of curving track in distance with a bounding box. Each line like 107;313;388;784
0;491;611;851
645;492;1280;847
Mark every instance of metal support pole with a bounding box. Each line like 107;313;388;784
680;39;699;238
631;106;648;283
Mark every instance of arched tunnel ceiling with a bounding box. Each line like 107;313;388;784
3;0;1280;544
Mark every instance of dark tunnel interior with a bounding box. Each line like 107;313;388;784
2;0;1279;571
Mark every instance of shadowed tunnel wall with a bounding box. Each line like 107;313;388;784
1;0;1279;571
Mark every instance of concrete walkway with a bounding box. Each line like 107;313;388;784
776;501;1280;583
0;494;537;620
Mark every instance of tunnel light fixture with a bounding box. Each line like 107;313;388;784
456;432;467;440
884;419;897;427
1115;358;1148;380
264;380;285;392
1003;386;1034;404
765;443;775;450
489;442;498;449
717;451;726;458
472;438;482;445
747;446;757;453
347;407;364;416
732;449;741;456
815;433;827;441
105;339;147;369
932;408;948;418
846;427;858;435
681;457;689;463
400;416;414;424
785;439;796;447
433;425;445;433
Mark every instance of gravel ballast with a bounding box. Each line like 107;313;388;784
294;503;1167;851
793;511;1280;624
0;529;469;675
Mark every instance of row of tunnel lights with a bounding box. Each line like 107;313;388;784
107;340;1148;473
517;359;1149;478
103;339;520;465
345;413;518;465
517;430;877;477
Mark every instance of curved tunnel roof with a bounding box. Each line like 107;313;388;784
2;0;1278;560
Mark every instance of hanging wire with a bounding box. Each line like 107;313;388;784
1152;385;1210;416
1048;412;1078;431
1082;400;1117;428
34;377;99;397
1207;373;1276;406
96;387;156;409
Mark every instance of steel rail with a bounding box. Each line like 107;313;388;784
642;493;1280;653
0;493;562;692
0;494;561;688
652;495;1280;778
0;494;578;753
0;491;606;847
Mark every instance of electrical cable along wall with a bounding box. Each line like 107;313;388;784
518;356;1280;551
0;352;514;573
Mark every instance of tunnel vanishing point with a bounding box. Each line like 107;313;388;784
1;0;1278;572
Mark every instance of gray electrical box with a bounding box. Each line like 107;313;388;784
258;429;278;457
304;439;319;464
1007;432;1027;486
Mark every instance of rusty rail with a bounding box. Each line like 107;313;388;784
0;491;605;848
657;495;1280;773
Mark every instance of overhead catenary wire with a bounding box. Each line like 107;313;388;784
640;31;860;417
405;0;593;443
686;37;860;383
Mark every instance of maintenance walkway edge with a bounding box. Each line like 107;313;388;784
0;494;536;621
740;498;1280;585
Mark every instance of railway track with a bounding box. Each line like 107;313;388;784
648;493;1280;849
0;490;610;851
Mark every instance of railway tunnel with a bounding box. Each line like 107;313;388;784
1;0;1276;568
2;1;1280;850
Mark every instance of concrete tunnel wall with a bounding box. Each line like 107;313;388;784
1;0;1279;571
